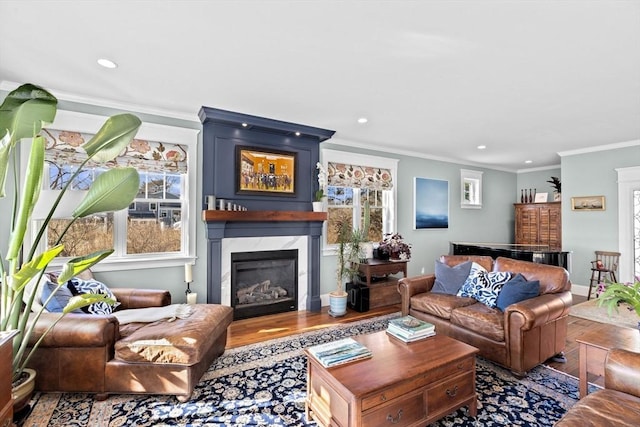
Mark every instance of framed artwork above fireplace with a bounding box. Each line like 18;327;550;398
236;146;297;196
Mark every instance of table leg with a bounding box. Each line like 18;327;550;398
578;343;588;398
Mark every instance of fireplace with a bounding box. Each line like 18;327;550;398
231;249;298;320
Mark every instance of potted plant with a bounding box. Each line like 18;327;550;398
331;202;371;316
378;233;412;261
0;84;142;409
312;162;326;212
596;278;640;323
547;176;561;201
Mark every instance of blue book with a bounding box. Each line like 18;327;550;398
388;315;435;336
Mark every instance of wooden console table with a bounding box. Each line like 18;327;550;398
305;331;478;427
356;259;408;309
575;323;640;398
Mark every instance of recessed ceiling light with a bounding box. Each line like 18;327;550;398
524;160;533;164
477;145;486;150
357;117;368;124
241;123;248;127
295;131;301;136
97;58;117;69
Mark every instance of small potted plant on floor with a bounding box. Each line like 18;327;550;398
0;84;141;412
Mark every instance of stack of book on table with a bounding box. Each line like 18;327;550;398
307;337;372;368
386;315;436;342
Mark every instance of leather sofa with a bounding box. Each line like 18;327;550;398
27;288;233;402
398;255;572;376
556;348;640;426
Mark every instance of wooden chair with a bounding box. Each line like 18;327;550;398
588;251;621;300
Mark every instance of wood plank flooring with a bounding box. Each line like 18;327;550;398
227;294;606;386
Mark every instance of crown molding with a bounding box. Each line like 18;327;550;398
557;139;640;157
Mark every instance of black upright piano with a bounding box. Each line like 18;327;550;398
450;242;571;270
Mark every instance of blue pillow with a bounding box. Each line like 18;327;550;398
40;280;82;313
67;278;119;315
432;260;472;295
457;262;489;298
496;273;540;311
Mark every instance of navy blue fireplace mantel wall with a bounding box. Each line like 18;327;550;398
198;107;335;311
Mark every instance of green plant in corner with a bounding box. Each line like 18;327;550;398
596;278;640;317
0;83;142;383
334;201;371;293
546;176;561;193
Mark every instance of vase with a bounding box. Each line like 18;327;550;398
12;368;36;419
312;201;323;212
329;291;348;317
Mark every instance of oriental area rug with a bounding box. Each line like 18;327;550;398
21;313;588;427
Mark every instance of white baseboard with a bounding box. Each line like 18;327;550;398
571;284;590;297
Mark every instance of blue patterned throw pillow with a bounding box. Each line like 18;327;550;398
457;262;488;298
67;278;119;315
458;264;512;308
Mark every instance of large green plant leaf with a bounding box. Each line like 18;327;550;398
72;167;139;218
0;132;10;198
0;84;57;143
63;294;115;314
11;245;64;292
7;136;45;261
82;114;141;163
57;250;114;283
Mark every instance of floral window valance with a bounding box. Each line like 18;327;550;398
42;128;188;174
327;162;393;190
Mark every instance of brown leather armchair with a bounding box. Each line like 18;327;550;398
556;348;640;426
27;288;233;401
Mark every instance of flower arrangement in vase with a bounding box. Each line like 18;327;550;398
378;233;411;261
312;162;326;212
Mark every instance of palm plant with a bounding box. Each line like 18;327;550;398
0;83;142;382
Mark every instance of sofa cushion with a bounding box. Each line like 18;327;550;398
493;256;569;294
432;260;472;295
410;292;477;320
450;303;505;342
115;304;233;365
67;278;120;315
460;270;513;308
496;273;540;311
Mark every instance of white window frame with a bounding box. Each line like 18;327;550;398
20;109;199;271
320;148;398;255
460;169;483;209
617;165;640;282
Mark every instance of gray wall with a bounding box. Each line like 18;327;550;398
561;145;640;292
516;167;562;203
318;141;517;295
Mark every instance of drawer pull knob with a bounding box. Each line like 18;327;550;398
380;393;387;402
446;385;459;397
386;409;403;424
457;363;463;369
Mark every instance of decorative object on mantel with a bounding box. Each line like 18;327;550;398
185;263;197;304
313;162;326;212
547;176;561;201
378;233;412;261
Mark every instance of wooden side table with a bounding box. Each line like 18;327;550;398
575;323;640;398
356;259;408;309
0;330;18;427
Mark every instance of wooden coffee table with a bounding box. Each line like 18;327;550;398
576;322;640;398
304;330;479;427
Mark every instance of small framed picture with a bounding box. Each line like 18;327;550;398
571;196;605;211
534;193;548;203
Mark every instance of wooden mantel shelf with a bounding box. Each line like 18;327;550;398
202;210;327;222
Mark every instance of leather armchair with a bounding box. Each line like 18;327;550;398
556;348;640;426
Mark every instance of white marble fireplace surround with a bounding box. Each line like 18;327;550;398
221;236;309;311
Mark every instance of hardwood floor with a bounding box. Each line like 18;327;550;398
227;294;605;386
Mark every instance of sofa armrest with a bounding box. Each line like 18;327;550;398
29;312;119;348
504;291;572;330
112;288;171;309
397;274;435;316
605;348;640;397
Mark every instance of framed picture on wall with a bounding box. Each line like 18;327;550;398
414;177;449;229
236;146;296;195
571;195;605;211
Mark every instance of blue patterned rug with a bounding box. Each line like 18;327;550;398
22;313;591;426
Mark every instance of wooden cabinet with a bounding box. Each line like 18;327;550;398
0;331;18;427
356;259;408;309
514;202;561;251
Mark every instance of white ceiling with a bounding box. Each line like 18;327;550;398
1;0;639;172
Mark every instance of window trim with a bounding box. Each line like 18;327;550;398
460;169;483;209
320;148;398;256
20;109;200;271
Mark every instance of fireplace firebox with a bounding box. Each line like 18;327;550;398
231;249;298;320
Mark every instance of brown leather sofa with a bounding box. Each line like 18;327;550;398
27;288;233;401
398;255;572;376
556;348;640;426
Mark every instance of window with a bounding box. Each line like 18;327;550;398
460;169;483;209
23;110;199;271
321;149;398;251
